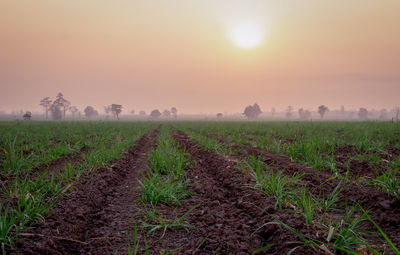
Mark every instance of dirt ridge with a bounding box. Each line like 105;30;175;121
202;132;400;247
13;127;160;255
169;130;322;254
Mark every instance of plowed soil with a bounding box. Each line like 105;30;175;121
204;132;400;248
13;127;160;255
166;131;322;254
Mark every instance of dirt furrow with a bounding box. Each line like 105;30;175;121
169;130;321;254
13;127;160;255
202;132;400;247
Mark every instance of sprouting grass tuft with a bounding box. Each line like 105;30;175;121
292;188;315;226
246;155;304;210
139;173;189;205
139;204;199;238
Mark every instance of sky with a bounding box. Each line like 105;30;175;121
0;0;399;114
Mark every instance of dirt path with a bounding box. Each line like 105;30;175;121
13;127;160;255
165;131;322;254
202;132;400;247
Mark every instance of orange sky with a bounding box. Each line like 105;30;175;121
0;0;399;114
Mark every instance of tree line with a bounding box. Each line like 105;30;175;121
38;93;178;120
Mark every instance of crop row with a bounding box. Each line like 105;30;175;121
0;121;157;252
178;124;399;254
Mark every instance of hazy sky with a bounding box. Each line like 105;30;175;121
1;0;399;114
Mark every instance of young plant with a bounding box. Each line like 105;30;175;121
324;206;369;252
139;173;189;205
247;156;304;210
140;204;199;238
318;181;344;212
292;188;315;226
368;169;400;198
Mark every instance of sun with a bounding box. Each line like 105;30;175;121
228;22;265;49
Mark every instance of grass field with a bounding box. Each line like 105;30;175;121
1;120;399;254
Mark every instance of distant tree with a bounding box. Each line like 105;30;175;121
171;107;177;119
104;105;112;118
318;105;329;119
298;108;311;120
139;110;146;116
162;109;171;118
150;109;161;118
271;107;276;117
243;103;262;119
379;109;388;120
50;104;62;120
70;106;78;119
40;97;52;120
216;113;223;120
23;111;32;120
130;110;135;115
286;106;293;119
393;106;400;121
84;106;98;119
358;107;368;120
340;105;345;117
111;104;122;120
53;93;70;118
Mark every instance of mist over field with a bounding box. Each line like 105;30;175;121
1;2;400;253
0;0;399;117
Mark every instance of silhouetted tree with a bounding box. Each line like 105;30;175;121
393;106;400;121
271;107;276;117
216;113;223;120
358;108;368;120
70;106;78;119
139;110;146;116
243;103;262;119
171;107;177;119
130;110;135;115
23;111;32;120
104;105;111;118
162;109;171;118
84;106;98;119
318;105;329;118
298;108;311;120
379;109;388;120
286;106;293;118
53;93;70;118
340;105;345;118
111;104;122;120
150;109;161;118
40;97;52;120
50;104;62;120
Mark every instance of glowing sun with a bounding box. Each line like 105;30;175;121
228;22;265;49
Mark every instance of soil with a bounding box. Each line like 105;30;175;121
12;127;160;255
9;127;400;254
31;145;92;178
167;130;323;254
203;132;400;248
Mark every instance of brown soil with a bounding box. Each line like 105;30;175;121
166;131;322;254
12;127;160;255
30;145;92;178
203;133;400;248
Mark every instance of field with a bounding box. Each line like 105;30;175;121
1;121;399;254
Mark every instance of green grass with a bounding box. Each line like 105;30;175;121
139;173;189;205
139;126;190;205
0;121;157;250
246;155;304;210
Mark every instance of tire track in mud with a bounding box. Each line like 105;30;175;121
201;132;400;248
169;130;321;255
13;126;160;255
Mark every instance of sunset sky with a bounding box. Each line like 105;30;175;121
0;0;399;114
